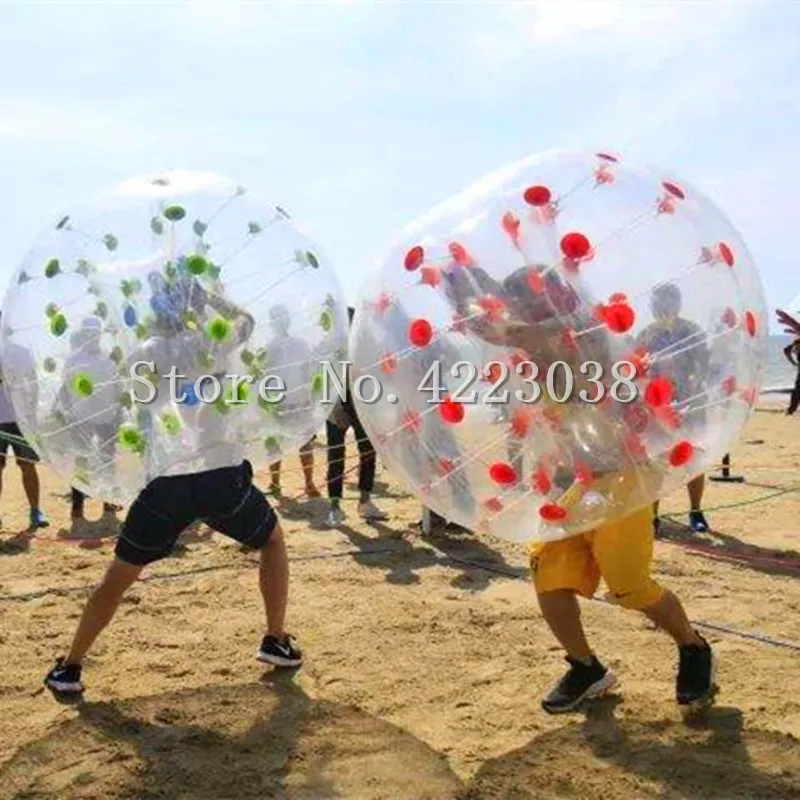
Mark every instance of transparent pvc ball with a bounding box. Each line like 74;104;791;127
350;149;766;543
0;170;347;504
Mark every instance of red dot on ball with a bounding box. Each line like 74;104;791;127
719;242;735;267
408;319;433;347
404;246;424;271
523;185;552;206
745;310;757;337
420;265;441;288
662;181;685;200
603;302;636;334
669;440;694;467
560;232;592;259
489;462;518;486
721;375;737;396
644;376;674;408
449;241;471;266
539;502;568;522
440;397;465;424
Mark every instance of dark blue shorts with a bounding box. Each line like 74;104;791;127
115;460;277;566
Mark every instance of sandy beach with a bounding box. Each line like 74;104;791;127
1;399;799;799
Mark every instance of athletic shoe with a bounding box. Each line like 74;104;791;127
689;511;709;533
257;634;303;668
44;657;84;695
326;507;346;527
359;500;388;521
676;635;717;707
30;508;49;529
542;656;617;714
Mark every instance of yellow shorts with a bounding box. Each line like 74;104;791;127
529;505;663;610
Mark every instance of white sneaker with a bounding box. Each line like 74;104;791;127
359;500;388;521
326;507;346;527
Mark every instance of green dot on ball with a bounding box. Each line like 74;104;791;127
311;372;324;394
135;324;148;340
197;349;216;368
163;205;186;222
185;254;208;275
103;233;118;252
95;302;108;320
50;313;68;337
73;373;94;397
264;435;280;452
247;221;262;235
319;309;334;332
45;303;59;319
43;357;57;373
161;413;181;434
75;259;93;277
118;425;144;453
205;317;231;342
45;259;60;278
306;251;320;269
109;346;123;365
193;219;208;236
150;217;165;235
119;393;133;410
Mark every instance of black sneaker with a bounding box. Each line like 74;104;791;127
256;634;303;668
677;635;717;708
44;657;84;695
689;511;709;533
541;656;616;715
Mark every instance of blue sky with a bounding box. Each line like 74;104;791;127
1;1;798;325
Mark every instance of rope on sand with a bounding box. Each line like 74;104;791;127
1;540;799;654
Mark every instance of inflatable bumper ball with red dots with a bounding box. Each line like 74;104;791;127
349;149;767;544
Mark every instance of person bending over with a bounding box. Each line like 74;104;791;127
44;278;301;697
441;263;716;714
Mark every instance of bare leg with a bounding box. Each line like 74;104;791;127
260;524;289;638
20;462;40;509
687;475;705;511
299;441;320;497
537;589;593;661
641;589;704;647
269;461;281;495
65;558;144;665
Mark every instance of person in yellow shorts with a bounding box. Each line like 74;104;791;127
531;502;717;714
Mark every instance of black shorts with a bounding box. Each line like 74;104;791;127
115;460;277;566
0;422;39;463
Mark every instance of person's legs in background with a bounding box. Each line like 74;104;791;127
326;420;348;527
71;488;86;520
352;413;387;521
299;437;320;498
16;435;48;528
268;461;283;497
788;368;800;414
687;475;709;532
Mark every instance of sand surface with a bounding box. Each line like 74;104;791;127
1;402;799;799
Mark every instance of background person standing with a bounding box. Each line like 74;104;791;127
0;312;48;529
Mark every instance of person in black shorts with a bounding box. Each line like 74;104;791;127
44;282;302;698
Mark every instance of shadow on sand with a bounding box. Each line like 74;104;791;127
3;675;463;799
468;697;799;799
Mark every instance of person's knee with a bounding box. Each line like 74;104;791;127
608;578;664;610
262;521;285;551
